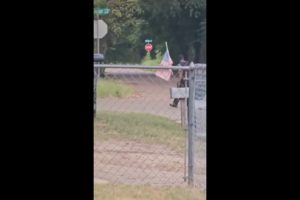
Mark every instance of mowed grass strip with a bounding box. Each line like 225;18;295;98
97;79;134;98
94;112;185;151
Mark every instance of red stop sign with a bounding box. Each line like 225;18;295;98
145;43;153;52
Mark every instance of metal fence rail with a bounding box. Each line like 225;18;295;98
94;64;206;69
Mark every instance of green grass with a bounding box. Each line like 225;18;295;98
94;184;205;200
141;51;163;72
94;112;185;151
98;79;134;98
141;51;162;66
94;112;205;200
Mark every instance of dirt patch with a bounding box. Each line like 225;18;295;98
94;140;187;187
98;69;182;122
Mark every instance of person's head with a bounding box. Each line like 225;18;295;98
179;54;184;60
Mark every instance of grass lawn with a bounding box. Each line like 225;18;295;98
94;112;205;200
94;112;185;152
97;79;134;98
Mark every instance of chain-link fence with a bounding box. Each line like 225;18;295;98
94;64;206;193
189;66;206;191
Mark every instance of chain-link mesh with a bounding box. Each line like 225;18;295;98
190;66;206;191
94;65;206;194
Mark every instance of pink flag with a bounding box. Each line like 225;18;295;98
155;45;173;81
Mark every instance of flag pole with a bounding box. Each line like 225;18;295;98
165;41;169;52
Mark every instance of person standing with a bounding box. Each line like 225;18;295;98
170;55;189;108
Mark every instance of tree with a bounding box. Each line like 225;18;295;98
93;0;206;64
94;0;145;63
138;0;206;63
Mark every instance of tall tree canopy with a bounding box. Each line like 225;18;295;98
94;0;206;64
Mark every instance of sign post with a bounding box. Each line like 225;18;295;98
94;7;109;53
96;16;99;53
94;19;108;53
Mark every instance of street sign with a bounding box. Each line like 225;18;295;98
94;8;110;15
94;20;108;39
145;39;152;43
145;43;153;52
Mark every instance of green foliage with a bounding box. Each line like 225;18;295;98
94;0;206;64
141;51;162;66
95;112;185;151
97;79;134;98
95;0;144;63
138;0;206;62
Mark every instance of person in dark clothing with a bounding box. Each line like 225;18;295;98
170;55;189;108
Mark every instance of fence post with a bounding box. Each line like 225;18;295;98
94;68;97;117
183;67;189;182
188;65;195;186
